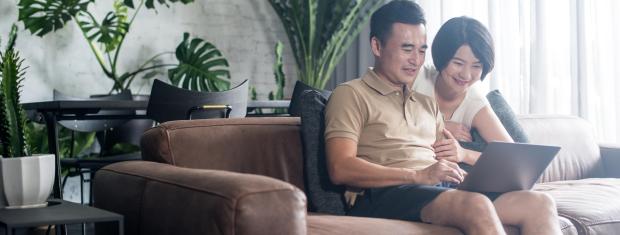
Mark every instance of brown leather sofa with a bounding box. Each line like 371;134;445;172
94;115;620;235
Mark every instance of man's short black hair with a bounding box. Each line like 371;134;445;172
431;16;495;80
370;0;426;45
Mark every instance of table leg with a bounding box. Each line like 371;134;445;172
119;219;124;235
43;113;68;235
42;112;62;199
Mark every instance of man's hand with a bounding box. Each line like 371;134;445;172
444;121;472;142
433;129;466;163
417;159;467;185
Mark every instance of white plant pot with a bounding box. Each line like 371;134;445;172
0;154;55;209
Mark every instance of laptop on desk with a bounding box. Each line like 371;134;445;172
457;142;561;193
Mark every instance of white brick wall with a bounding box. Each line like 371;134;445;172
0;0;296;101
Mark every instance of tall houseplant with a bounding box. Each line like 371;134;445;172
18;0;231;93
268;0;382;89
0;25;55;209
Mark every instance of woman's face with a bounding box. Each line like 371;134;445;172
438;44;483;92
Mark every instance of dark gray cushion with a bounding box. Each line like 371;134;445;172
299;90;346;215
460;90;529;153
289;81;332;117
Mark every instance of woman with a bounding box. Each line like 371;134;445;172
414;16;513;166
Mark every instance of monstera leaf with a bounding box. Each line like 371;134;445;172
18;0;93;37
123;0;193;9
168;33;230;92
77;10;129;52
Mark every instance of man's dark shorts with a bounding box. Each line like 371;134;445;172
347;184;503;222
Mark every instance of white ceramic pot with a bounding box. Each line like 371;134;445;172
0;154;55;209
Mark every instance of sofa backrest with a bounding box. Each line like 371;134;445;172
517;115;604;182
140;115;605;190
141;117;306;191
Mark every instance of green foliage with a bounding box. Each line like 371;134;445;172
22;121;98;159
269;41;285;101
18;0;92;36
18;0;231;93
168;33;231;92
268;0;382;89
0;26;30;158
268;41;286;114
77;2;129;52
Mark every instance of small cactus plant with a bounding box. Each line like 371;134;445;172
0;24;31;158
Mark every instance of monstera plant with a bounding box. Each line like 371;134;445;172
268;0;382;89
18;0;231;92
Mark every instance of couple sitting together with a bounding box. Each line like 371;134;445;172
323;0;561;234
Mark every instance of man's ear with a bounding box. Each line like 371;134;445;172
371;36;382;57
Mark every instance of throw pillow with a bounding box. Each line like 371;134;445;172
288;80;332;117
299;90;346;215
459;90;529;153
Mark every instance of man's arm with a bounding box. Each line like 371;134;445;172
327;137;465;188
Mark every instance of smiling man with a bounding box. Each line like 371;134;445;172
324;1;561;234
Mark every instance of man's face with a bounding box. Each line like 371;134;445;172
372;23;427;88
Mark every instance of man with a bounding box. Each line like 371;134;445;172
324;1;561;234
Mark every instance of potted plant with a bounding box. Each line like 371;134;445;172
18;0;231;93
268;0;383;89
0;25;55;209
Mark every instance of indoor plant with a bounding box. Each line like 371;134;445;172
18;0;231;93
268;0;382;89
0;25;55;209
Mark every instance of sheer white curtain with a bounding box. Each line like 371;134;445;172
415;0;620;143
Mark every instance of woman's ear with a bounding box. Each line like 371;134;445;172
371;37;382;57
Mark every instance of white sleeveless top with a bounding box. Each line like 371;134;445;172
413;65;489;128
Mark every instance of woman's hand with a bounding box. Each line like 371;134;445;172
444;121;472;142
433;129;467;163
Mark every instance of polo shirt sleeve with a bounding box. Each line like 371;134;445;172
325;85;365;142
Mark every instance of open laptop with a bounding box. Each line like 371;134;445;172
457;142;561;193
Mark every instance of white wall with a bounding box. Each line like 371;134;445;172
0;0;297;102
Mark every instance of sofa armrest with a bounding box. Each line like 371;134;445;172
601;144;620;178
93;161;307;235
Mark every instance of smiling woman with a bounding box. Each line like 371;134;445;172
414;16;512;166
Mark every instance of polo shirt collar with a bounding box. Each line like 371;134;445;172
362;68;418;102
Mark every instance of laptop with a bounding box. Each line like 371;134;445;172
457;142;561;193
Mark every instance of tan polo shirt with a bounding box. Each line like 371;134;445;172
325;68;445;171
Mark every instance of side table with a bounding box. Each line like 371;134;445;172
0;199;123;235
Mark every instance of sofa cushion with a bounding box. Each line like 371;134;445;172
289;80;332;117
300;90;346;215
307;214;462;235
486;90;529;143
534;178;620;234
459;90;529;153
519;115;604;182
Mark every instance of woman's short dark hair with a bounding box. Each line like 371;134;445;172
370;0;426;45
431;16;494;80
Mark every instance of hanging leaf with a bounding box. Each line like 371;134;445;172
168;32;230;92
123;0;193;9
18;0;93;37
77;11;129;52
141;70;160;80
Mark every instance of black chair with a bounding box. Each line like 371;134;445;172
53;90;147;205
147;79;249;123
